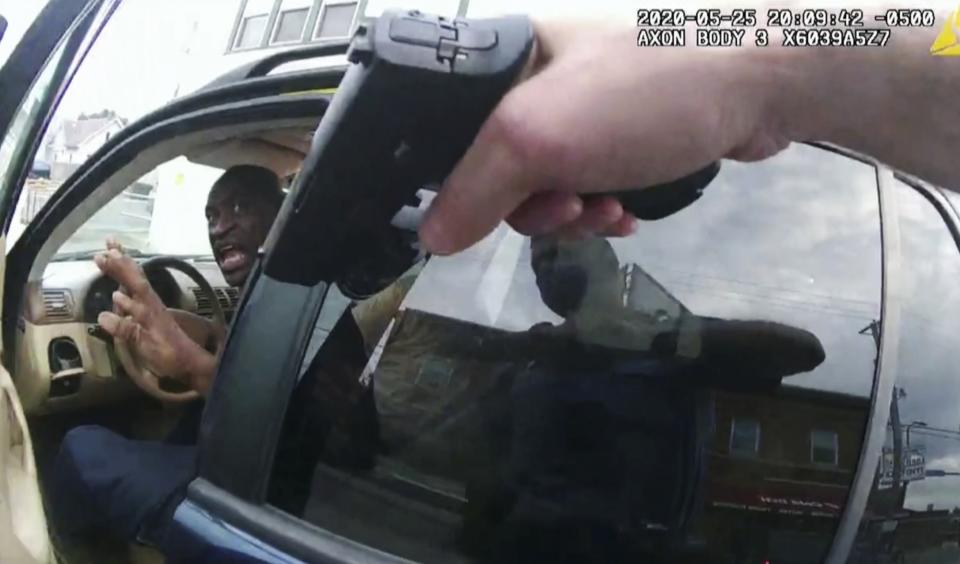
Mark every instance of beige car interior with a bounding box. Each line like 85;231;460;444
0;235;56;564
4;116;318;564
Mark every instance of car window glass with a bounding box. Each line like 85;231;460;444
268;144;881;563
0;38;69;249
9;1;272;250
47;156;222;258
847;181;960;563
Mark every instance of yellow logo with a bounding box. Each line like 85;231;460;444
931;9;960;56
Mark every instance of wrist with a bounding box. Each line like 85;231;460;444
717;30;821;150
745;17;942;152
759;39;874;146
180;338;217;395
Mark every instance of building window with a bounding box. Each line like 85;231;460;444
810;429;839;466
236;13;270;49
272;0;311;44
729;418;760;456
315;1;358;39
229;0;361;52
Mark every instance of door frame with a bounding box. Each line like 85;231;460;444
179;142;906;564
4;94;332;359
0;1;119;562
0;0;120;237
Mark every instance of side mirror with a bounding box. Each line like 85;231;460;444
0;16;7;45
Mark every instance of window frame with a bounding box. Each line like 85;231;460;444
182;143;899;561
0;0;119;237
3;89;341;561
810;429;839;466
822;153;905;560
729;418;761;457
179;142;902;564
828;173;960;560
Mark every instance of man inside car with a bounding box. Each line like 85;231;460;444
95;164;284;395
50;165;298;546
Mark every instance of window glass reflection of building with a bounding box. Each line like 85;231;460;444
810;429;839;466
264;145;882;563
730;419;761;456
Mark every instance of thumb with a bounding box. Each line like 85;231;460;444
98;311;141;344
98;311;121;335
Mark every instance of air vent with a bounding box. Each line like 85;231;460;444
42;289;73;321
191;286;214;318
192;286;239;319
215;287;240;312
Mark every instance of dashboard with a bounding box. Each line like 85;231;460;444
15;258;239;415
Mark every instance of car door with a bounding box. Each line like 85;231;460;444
0;0;119;562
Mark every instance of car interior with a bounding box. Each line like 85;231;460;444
12;116;319;562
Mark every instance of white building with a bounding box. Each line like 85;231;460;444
45;116;125;180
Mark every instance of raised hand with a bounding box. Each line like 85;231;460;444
94;240;212;391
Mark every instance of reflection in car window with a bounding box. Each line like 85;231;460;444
730;419;761;457
267;144;881;562
848;181;960;563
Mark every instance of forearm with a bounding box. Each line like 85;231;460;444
765;9;959;187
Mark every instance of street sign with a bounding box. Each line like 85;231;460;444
878;446;926;489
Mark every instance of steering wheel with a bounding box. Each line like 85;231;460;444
113;256;226;403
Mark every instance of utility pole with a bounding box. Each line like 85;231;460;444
890;387;904;493
860;319;906;506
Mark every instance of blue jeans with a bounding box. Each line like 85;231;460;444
50;406;202;544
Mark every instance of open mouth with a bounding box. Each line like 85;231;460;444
217;244;250;272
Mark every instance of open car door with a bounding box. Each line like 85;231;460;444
0;0;119;561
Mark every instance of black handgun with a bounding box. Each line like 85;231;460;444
264;9;718;294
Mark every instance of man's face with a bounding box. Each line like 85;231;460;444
205;180;278;287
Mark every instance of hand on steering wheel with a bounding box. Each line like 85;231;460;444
94;240;225;402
